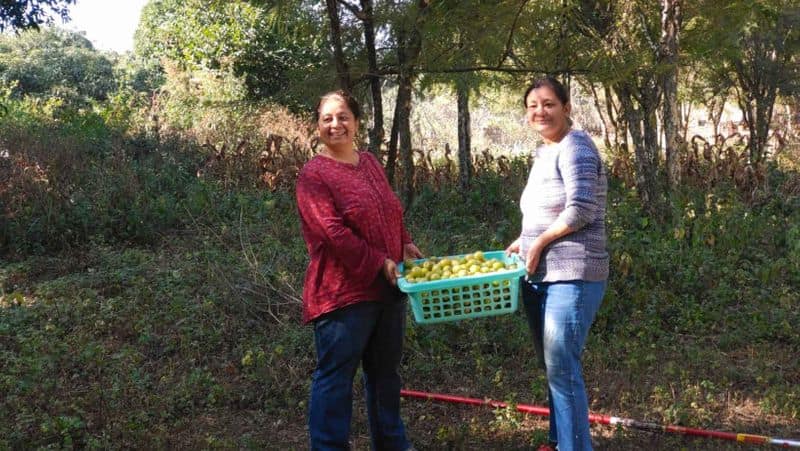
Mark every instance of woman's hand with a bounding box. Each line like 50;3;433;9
505;238;520;256
383;258;401;286
525;244;542;275
403;242;423;260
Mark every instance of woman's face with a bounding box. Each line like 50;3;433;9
525;86;571;143
317;97;358;152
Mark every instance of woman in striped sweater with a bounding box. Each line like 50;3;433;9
506;77;609;451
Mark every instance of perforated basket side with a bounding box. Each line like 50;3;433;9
408;276;520;324
398;250;525;324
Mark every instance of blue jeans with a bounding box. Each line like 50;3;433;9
521;279;606;451
309;299;411;451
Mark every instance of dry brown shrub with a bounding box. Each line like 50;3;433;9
395;145;522;193
190;104;315;191
0;153;50;220
681;133;774;203
0;124;96;223
606;145;636;188
257;107;314;191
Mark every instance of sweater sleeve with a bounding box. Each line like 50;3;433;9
556;136;601;231
296;168;387;281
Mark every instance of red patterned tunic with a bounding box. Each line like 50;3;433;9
295;151;412;323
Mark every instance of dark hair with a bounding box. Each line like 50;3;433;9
522;76;569;108
314;90;361;122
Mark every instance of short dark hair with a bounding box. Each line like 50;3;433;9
314;90;361;122
522;76;569;108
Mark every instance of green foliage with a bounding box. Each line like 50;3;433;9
133;0;326;108
0;27;116;104
684;0;800;162
113;53;164;94
135;0;260;70
405;161;525;255
0;92;278;256
158;61;252;131
2;156;799;447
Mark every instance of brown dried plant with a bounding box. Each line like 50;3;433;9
685;133;768;202
191;104;315;191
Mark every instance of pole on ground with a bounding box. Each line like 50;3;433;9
401;389;800;448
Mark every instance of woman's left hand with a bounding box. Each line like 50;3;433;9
525;242;543;275
403;242;423;260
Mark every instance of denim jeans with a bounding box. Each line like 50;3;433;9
521;279;606;451
309;299;411;451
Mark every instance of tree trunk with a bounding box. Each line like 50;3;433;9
456;80;472;192
659;0;682;190
643;92;661;178
679;100;691;142
386;89;401;185
755;89;777;163
584;81;613;151
394;0;429;206
359;0;383;156
396;72;415;204
735;80;777;164
605;84;626;151
617;83;665;219
708;97;724;144
386;25;416;199
325;0;351;91
730;25;790;164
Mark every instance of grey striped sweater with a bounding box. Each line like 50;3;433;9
519;129;609;282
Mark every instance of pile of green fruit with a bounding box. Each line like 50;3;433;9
401;251;520;284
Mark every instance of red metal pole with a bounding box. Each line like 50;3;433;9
401;389;800;448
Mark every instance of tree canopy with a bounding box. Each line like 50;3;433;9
133;0;328;108
0;0;76;31
0;27;115;102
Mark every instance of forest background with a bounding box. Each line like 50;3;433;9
1;0;799;449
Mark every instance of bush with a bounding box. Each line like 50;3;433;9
0;94;288;256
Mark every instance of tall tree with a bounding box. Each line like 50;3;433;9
572;0;671;218
134;0;326;108
385;0;429;205
324;0;352;91
359;0;384;155
456;76;472;192
660;0;682;189
331;0;384;155
417;0;534;191
687;0;800;164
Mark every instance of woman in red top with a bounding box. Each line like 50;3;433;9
296;90;422;451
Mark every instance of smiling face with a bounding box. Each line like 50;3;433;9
525;86;571;144
317;96;358;154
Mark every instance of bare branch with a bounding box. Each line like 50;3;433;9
497;0;531;67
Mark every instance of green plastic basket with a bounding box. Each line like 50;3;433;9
398;250;525;324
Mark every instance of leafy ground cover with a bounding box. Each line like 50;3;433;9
2;168;799;449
